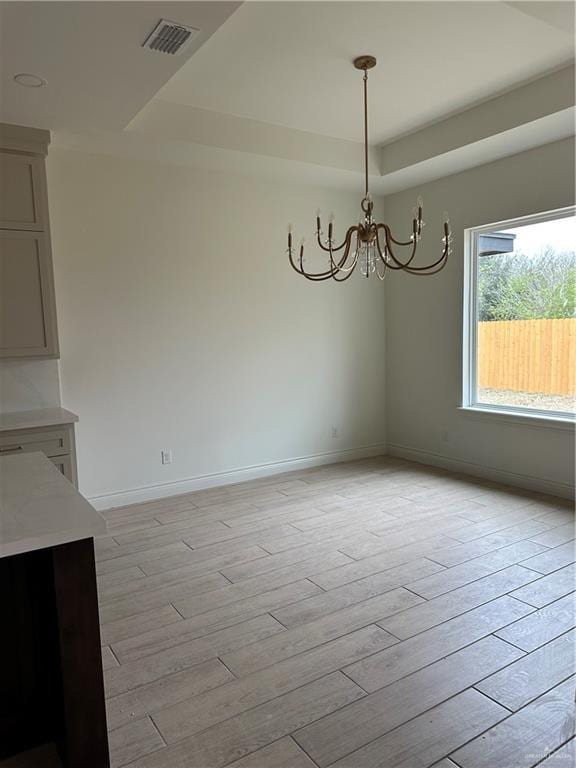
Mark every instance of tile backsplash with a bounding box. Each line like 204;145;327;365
0;359;61;412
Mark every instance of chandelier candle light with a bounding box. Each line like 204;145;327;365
286;56;452;281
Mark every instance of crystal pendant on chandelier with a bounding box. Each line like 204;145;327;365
286;56;451;282
358;242;377;278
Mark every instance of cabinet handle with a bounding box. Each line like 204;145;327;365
0;445;23;452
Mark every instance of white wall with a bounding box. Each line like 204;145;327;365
383;138;575;498
47;149;386;505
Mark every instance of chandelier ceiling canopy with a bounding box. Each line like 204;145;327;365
287;56;452;282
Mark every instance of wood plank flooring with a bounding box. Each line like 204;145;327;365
5;457;575;768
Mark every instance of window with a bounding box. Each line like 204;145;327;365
463;208;576;421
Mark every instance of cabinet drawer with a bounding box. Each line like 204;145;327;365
0;427;71;458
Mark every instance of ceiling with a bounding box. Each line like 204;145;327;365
156;1;575;144
1;1;574;193
0;1;240;131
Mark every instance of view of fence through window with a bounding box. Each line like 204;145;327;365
476;214;575;415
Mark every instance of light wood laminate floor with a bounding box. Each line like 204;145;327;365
7;457;576;768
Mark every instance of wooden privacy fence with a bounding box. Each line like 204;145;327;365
478;318;576;396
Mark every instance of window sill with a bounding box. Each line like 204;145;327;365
459;405;575;432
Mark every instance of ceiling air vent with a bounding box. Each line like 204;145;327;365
142;19;199;56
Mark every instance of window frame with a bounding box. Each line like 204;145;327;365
462;206;576;425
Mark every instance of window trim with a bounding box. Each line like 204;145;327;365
462;206;576;424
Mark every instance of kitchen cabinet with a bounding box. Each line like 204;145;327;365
0;123;59;358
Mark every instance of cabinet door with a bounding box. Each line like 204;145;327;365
0;230;59;357
49;454;75;485
0;153;45;230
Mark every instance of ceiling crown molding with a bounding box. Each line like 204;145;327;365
128;99;381;176
0;122;50;155
380;64;574;175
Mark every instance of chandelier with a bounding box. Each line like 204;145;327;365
287;56;452;281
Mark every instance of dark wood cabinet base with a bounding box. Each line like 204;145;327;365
0;538;110;767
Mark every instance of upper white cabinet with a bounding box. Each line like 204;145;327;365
0;230;58;356
0;124;59;359
0;154;44;231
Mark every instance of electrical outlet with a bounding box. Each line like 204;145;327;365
161;449;173;465
331;426;339;439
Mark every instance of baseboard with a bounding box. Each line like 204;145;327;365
388;443;575;500
88;443;388;510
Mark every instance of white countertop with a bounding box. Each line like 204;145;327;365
0;452;106;559
0;407;79;433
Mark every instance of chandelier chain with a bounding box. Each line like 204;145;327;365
363;67;369;199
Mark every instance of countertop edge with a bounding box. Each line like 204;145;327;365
0;407;79;433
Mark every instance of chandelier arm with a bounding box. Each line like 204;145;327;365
381;224;418;266
381;225;419;269
331;229;363;279
386;220;419;247
384;224;449;272
288;246;330;279
374;226;405;270
372;231;388;281
401;256;449;276
388;233;415;246
332;250;359;281
287;228;358;280
383;235;449;274
330;231;358;273
301;272;338;282
316;225;359;253
398;234;450;274
375;256;388;280
397;237;450;272
299;271;339;282
289;256;339;281
287;248;336;280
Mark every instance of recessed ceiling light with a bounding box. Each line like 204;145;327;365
14;73;47;88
